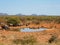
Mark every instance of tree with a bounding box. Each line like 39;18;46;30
7;17;20;26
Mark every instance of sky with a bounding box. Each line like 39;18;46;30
0;0;60;15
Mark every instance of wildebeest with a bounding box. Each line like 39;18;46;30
1;25;10;30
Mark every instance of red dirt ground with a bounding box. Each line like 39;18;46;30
0;23;60;45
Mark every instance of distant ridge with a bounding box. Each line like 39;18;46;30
0;13;8;16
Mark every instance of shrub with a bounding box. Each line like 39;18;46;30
7;17;20;26
55;18;60;24
48;35;57;43
13;39;21;45
32;20;40;24
22;36;37;45
13;35;37;45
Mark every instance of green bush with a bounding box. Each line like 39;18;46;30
7;17;20;26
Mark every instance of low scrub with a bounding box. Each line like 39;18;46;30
48;35;57;43
12;35;37;45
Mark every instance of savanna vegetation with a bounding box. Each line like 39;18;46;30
0;15;60;30
0;15;60;45
0;16;60;25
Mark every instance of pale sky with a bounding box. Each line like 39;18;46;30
0;0;60;15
